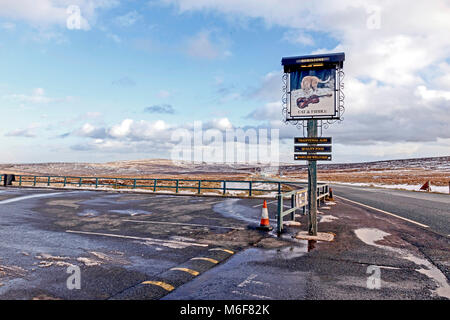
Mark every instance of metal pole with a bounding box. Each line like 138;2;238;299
291;194;295;220
277;193;282;235
307;120;318;236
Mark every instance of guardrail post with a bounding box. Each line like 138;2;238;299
223;181;226;195
19;175;22;187
176;180;179;193
153;179;157;192
63;177;66;187
47;176;50;186
317;187;321;207
277;193;282;236
291;194;295;220
198;180;201;194
249;181;252;197
133;179;136;189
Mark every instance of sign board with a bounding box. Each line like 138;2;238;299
282;53;344;121
295;146;331;153
294;154;332;161
294;137;332;144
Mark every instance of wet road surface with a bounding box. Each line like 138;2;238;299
0;187;280;299
0;187;448;300
330;184;450;236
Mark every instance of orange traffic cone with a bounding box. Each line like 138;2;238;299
257;200;273;231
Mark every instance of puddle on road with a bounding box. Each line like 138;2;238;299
77;209;101;217
109;209;152;216
233;245;308;264
319;215;338;223
213;199;275;225
355;227;450;299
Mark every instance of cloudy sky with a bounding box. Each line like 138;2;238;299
0;0;449;164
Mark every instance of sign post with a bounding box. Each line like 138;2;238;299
307;120;318;235
282;52;345;237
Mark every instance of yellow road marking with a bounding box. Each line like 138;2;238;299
209;248;234;254
190;257;219;264
170;267;199;276
141;281;174;291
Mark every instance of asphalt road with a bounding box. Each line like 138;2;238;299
1;186;448;300
0;187;275;299
329;184;450;237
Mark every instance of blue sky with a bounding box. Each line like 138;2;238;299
0;1;449;164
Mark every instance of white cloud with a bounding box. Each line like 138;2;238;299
165;0;450;97
415;85;450;101
3;87;73;104
0;0;119;29
282;30;314;46
5;123;41;138
185;30;231;59
157;90;171;98
115;10;141;27
0;21;15;30
107;33;121;43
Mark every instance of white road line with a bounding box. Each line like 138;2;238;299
122;219;245;230
335;195;430;228
0;192;66;204
231;290;272;300
66;230;208;247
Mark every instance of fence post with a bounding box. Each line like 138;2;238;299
223;181;226;195
63;177;66;187
79;177;82;187
133;179;136;189
153;179;157;192
96;178;99;188
19;175;22;187
291;194;295;220
175;180;179;193
277;193;283;236
47;176;50;186
198;180;201;194
249;181;252;197
34;176;37;186
278;182;281;194
114;178;118;189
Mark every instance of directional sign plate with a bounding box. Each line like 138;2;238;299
294;154;332;161
294;137;332;144
294;146;332;153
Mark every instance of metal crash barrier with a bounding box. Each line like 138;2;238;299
277;183;330;235
0;174;301;199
